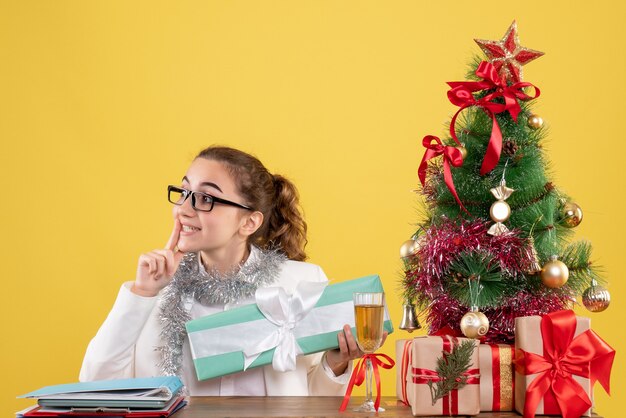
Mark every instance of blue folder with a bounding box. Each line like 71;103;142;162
18;376;183;409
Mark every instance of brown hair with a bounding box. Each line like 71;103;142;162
195;146;308;261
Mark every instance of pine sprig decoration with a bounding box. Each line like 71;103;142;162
428;340;476;405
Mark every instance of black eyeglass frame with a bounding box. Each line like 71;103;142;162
167;185;254;212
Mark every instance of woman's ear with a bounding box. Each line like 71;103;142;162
239;211;264;237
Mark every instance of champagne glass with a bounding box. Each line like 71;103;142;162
353;292;386;412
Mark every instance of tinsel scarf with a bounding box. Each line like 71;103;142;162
158;247;287;377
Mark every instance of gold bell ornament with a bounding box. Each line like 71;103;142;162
399;300;421;332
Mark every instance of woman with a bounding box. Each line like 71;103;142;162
80;146;367;396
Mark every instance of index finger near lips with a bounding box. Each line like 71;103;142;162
165;219;182;251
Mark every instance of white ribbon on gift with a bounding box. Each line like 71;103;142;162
187;281;392;375
241;280;328;372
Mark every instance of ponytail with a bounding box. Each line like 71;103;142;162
267;175;308;261
195;146;308;261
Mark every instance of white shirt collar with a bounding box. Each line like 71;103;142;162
196;245;261;275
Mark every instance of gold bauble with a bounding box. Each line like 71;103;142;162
400;239;421;259
540;256;569;288
582;285;611;313
489;200;511;223
460;310;490;339
456;145;468;161
527;114;544;129
561;202;583;228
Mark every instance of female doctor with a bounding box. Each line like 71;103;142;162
80;146;376;396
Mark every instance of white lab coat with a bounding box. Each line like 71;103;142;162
79;246;351;396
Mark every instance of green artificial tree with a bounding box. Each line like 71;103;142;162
400;21;610;342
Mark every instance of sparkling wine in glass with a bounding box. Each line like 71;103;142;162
353;292;385;412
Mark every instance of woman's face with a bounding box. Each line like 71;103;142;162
174;158;253;254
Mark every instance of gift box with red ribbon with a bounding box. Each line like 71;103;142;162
406;336;480;416
514;310;615;418
396;339;414;405
478;343;515;412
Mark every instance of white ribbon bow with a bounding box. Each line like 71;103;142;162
242;280;328;372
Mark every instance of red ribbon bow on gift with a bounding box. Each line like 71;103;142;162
447;61;540;175
418;135;467;213
339;353;395;412
517;310;615;418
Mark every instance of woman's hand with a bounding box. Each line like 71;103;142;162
131;220;184;297
325;324;388;376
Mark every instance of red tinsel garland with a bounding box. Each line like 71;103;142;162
404;219;570;343
416;219;531;280
425;292;570;344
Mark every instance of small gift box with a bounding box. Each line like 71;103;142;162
396;339;413;405
407;335;480;416
514;310;615;418
478;343;515;411
185;275;394;380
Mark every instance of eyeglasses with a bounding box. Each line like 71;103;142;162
167;185;254;212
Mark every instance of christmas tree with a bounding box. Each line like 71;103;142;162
400;21;611;343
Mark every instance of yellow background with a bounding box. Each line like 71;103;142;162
1;1;624;416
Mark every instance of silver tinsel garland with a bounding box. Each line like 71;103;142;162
157;247;287;377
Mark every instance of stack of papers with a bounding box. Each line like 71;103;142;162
17;377;186;417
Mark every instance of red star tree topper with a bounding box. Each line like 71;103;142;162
474;21;544;83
